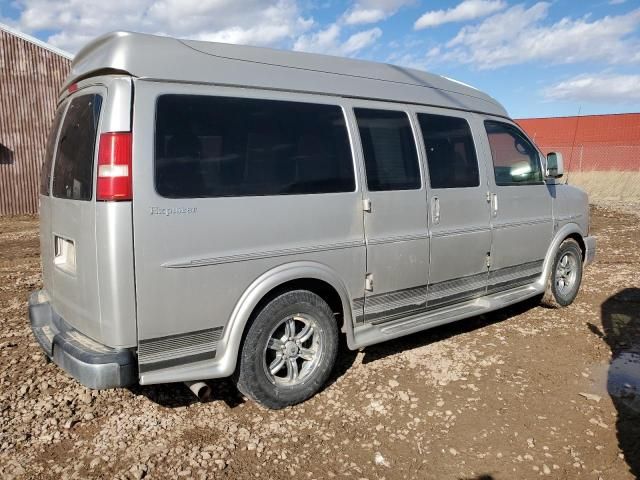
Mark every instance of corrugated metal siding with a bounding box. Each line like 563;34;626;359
517;114;640;172
0;29;70;215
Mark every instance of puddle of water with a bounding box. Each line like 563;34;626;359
608;353;640;410
592;352;640;413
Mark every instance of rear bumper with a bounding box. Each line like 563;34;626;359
584;235;596;267
28;290;137;389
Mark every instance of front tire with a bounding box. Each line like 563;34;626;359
542;238;583;308
234;290;339;409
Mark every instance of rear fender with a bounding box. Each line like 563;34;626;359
216;261;356;377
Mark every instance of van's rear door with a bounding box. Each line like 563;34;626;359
44;87;105;343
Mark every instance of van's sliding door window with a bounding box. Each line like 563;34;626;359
52;94;103;201
154;95;355;198
418;114;479;189
354;109;421;191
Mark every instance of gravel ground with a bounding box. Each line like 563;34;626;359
0;204;639;480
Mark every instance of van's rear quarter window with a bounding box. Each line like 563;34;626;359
154;95;356;198
52;94;103;201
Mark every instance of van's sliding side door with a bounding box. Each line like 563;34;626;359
412;108;492;308
347;101;430;326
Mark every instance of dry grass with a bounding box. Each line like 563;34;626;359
567;171;640;202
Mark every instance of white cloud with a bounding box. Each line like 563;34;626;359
341;27;383;54
343;0;413;25
344;8;387;25
543;73;640;103
386;52;431;71
385;38;434;71
414;0;506;29
293;23;341;53
293;23;381;55
429;3;640;69
12;0;313;53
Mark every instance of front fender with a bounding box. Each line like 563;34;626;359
537;223;586;289
214;261;357;377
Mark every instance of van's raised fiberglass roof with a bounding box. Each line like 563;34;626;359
68;31;508;118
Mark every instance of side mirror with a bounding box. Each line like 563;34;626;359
546;152;564;178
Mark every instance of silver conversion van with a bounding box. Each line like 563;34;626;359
29;31;596;409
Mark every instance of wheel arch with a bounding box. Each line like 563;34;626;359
565;232;586;259
216;261;357;378
539;223;587;288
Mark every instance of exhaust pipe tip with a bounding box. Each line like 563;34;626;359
184;381;212;402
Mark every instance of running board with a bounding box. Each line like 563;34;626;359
352;284;541;349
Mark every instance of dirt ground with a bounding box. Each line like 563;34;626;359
0;204;639;480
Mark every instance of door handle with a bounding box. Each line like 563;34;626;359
491;193;498;217
431;196;440;224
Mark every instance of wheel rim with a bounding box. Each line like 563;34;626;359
262;313;324;387
555;251;578;296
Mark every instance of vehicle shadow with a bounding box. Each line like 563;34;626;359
133;296;542;409
361;296;541;365
131;328;361;409
593;288;640;477
129;377;246;409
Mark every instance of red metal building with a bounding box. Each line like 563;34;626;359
517;114;640;172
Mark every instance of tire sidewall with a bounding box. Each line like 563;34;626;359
550;241;583;307
236;290;339;408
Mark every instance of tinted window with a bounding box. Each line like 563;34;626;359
0;144;14;165
155;95;355;198
485;121;543;186
418;113;479;189
355;109;420;191
52;94;103;200
40;103;66;195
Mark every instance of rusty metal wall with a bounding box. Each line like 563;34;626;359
0;28;70;215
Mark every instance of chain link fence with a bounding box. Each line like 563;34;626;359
539;145;640;172
536;144;640;201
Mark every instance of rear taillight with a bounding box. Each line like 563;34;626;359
97;132;132;201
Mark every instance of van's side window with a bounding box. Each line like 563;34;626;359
354;108;421;191
485;121;543;186
155;95;355;198
418;113;479;189
52;94;103;201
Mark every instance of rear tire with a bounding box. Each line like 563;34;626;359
542;238;583;308
234;290;339;409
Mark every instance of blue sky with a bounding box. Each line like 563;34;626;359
1;0;639;118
